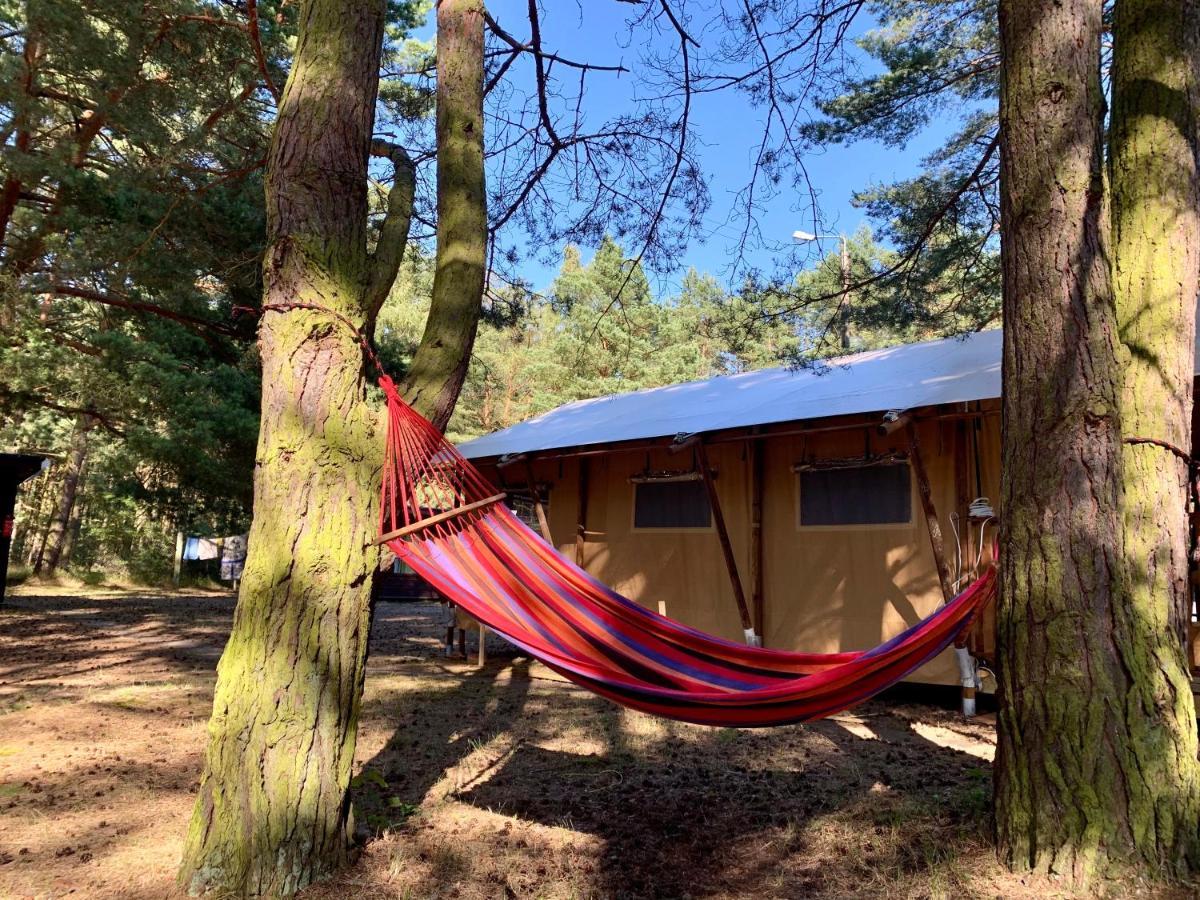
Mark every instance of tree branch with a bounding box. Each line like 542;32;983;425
49;283;238;337
754;131;1002;331
365;139;417;328
483;10;628;73
246;0;280;104
0;390;125;437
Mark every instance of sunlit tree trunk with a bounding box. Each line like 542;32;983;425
996;0;1200;879
178;0;487;894
399;0;486;430
1109;0;1200;871
177;1;387;894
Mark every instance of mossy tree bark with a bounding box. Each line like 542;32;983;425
177;1;388;894
178;0;489;894
399;0;486;431
1109;0;1200;870
996;0;1200;879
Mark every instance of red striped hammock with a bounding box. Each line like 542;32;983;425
378;376;996;728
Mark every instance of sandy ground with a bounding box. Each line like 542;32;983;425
0;587;1191;899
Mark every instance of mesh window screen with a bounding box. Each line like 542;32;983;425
799;463;912;526
634;480;712;528
506;492;547;530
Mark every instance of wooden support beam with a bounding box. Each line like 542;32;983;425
575;457;589;567
749;439;765;645
878;410;913;436
695;441;756;643
906;423;954;604
953;420;971;583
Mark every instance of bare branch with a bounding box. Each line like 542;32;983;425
483;10;628;74
49;283;239;337
246;0;280;104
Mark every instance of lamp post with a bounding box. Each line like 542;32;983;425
793;230;851;351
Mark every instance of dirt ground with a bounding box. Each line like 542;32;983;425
0;587;1191;899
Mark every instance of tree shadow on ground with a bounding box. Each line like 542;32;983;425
349;599;997;900
352;602;536;839
0;590;236;712
456;702;993;898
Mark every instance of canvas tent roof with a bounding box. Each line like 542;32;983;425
457;327;1200;460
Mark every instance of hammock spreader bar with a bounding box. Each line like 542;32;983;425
377;375;995;728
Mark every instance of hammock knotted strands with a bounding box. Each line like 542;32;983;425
378;375;996;728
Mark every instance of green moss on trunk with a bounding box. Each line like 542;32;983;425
177;0;387;894
1110;0;1200;872
996;0;1200;881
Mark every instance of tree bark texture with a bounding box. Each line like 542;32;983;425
399;0;486;430
995;0;1123;879
996;0;1200;879
177;0;388;895
179;0;489;892
1109;0;1200;870
37;414;91;576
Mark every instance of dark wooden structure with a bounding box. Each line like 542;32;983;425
375;557;442;603
1;453;48;604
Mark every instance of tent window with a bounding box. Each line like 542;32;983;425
633;480;712;529
506;491;548;530
798;463;912;527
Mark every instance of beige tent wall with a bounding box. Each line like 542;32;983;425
762;419;949;683
526;445;753;643
486;403;1003;688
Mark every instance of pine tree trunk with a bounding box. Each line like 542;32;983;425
1109;0;1200;870
996;0;1200;879
39;414;91;576
994;0;1123;879
178;0;489;893
177;0;387;894
399;0;486;430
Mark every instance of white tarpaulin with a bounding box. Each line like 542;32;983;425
458;327;1200;460
459;330;1006;459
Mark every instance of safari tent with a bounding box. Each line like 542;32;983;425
458;330;1011;688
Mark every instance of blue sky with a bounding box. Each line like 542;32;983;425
419;2;958;296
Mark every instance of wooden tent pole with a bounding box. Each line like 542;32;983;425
906;423;954;603
696;441;757;644
575;457;589;567
523;458;553;544
953;420;971;583
749;439;765;645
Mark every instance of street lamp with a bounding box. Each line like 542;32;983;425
793;229;851;351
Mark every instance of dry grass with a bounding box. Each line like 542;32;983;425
0;586;1194;899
